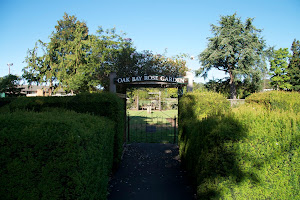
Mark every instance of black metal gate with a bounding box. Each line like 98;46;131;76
126;112;177;144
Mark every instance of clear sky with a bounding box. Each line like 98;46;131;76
0;0;299;83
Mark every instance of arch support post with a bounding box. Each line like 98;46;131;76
109;72;116;93
184;71;193;92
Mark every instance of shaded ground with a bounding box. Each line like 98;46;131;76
108;143;196;200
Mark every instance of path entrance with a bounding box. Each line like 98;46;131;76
108;73;195;199
127;110;178;144
108;143;196;200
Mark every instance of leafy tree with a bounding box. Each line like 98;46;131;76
46;13;91;94
0;75;23;97
89;28;137;91
288;39;300;91
193;82;205;92
89;31;189;91
204;76;262;99
197;13;269;99
23;13;189;94
23;13;94;94
23;40;57;95
269;48;291;90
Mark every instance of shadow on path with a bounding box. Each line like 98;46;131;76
108;143;196;200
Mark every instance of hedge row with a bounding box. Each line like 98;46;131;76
245;91;300;113
179;91;299;199
0;97;16;109
8;92;125;167
0;110;115;200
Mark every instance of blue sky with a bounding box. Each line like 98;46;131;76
0;0;299;83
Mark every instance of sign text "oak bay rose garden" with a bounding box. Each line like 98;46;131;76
115;75;188;84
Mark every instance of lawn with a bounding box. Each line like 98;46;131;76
126;109;178;144
127;109;178;119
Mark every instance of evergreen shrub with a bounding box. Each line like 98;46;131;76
0;110;115;200
246;91;300;113
68;93;124;167
179;91;299;199
0;97;16;109
8;92;125;167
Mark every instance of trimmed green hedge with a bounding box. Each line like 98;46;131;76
8;92;125;167
0;110;115;200
0;97;16;110
246;91;300;113
179;91;230;121
178;91;230;163
179;91;299;199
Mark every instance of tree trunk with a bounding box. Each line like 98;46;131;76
136;95;139;110
229;70;237;99
49;81;53;96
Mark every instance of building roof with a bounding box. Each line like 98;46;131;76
18;85;66;93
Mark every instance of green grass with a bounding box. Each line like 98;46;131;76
128;109;178;119
127;110;178;144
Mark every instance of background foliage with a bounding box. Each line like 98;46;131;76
197;13;269;99
0;74;23;97
179;91;299;199
269;48;291;90
22;13;189;94
287;39;300;91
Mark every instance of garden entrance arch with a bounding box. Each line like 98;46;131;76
109;72;193;144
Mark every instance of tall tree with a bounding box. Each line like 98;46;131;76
49;13;90;94
23;13;91;94
23;40;57;95
288;39;300;91
0;75;23;97
88;28;137;90
197;13;268;99
269;48;291;90
23;13;189;93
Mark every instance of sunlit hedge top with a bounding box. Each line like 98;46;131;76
179;91;230;121
246;91;300;113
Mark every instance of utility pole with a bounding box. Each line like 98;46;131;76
7;63;13;75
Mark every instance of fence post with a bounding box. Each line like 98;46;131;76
127;115;130;142
174;117;177;144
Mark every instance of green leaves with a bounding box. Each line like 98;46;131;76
288;39;300;91
23;13;189;94
0;110;115;200
269;48;292;90
0;74;22;97
198;13;268;99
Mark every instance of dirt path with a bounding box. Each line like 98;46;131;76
108;143;196;200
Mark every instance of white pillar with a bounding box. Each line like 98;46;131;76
184;71;194;92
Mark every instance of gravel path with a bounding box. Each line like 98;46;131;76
108;143;196;200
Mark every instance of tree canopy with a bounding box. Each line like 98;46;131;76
23;13;189;94
288;39;300;91
197;13;269;99
269;48;291;90
0;74;23;97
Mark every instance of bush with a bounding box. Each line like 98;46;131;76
246;91;300;113
0;110;115;200
8;92;125;167
0;97;16;110
68;93;125;168
179;91;299;199
179;91;230;121
178;91;230;162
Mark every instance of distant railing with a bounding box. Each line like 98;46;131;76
227;99;245;107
